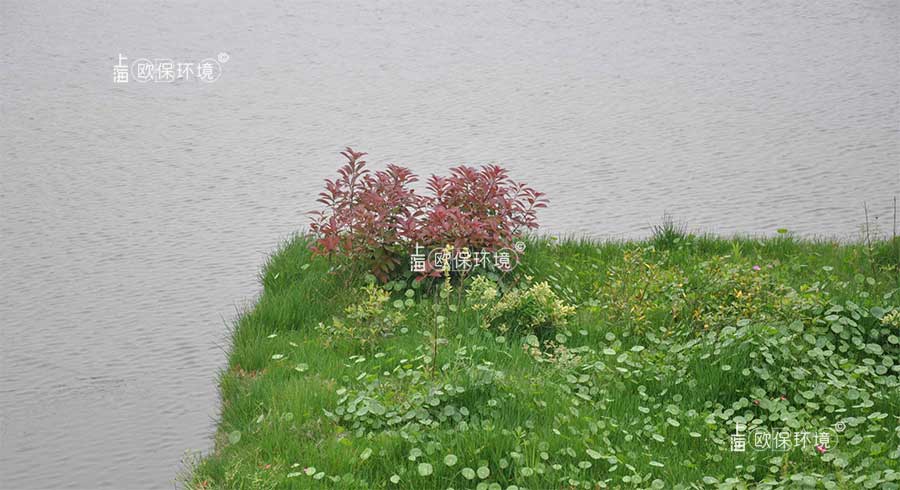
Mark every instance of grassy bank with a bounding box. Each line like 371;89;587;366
185;233;900;489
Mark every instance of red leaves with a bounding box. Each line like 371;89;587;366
417;164;547;250
309;148;548;282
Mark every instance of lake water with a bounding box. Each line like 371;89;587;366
1;0;897;488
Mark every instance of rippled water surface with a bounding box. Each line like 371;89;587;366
1;0;898;488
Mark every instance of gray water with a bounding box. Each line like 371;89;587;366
1;0;898;488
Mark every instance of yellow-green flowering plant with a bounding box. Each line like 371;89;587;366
482;281;575;338
316;283;405;349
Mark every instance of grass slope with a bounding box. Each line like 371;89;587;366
186;234;900;489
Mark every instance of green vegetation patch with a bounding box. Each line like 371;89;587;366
184;234;900;489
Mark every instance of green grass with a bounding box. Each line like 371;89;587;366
184;233;900;490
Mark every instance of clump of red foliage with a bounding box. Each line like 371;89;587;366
309;148;547;282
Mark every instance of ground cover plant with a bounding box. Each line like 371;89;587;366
185;153;900;489
185;233;899;489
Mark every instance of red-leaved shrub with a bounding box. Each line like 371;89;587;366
419;165;545;250
309;148;547;282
